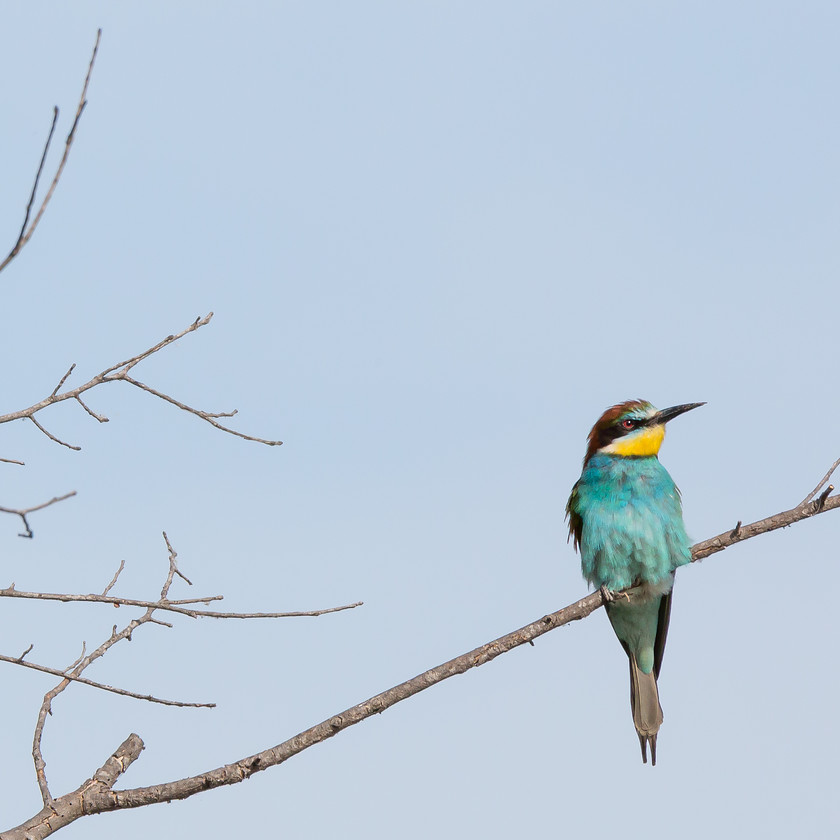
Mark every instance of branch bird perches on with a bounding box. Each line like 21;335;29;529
3;461;838;840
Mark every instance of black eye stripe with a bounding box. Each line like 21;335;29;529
595;415;651;449
615;416;651;434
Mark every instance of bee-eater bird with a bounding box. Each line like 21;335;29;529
566;399;703;765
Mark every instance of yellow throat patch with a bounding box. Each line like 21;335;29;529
603;424;665;457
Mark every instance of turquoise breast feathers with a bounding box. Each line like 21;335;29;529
571;452;691;592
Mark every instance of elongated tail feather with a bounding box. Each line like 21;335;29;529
628;654;663;765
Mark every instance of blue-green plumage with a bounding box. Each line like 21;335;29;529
574;453;691;594
566;399;701;765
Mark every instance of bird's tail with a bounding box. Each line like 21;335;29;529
628;655;664;765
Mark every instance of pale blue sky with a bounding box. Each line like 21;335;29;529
1;3;838;838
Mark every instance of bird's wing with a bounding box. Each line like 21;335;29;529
565;481;583;552
653;590;672;679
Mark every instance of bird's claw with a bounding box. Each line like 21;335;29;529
599;584;631;604
599;584;615;603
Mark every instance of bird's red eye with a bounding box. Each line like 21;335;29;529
622;419;636;430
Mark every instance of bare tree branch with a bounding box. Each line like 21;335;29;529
27;533;220;805
120;373;283;446
74;394;107;422
12;108;58;253
0;492;77;538
50;364;76;398
0;313;282;449
28;416;80;451
0;30;101;275
691;475;840;559
799;456;840;505
0;585;362;619
0;649;215;711
3;465;837;839
101;560;126;596
6;532;358;811
161;531;192;588
90;734;145;791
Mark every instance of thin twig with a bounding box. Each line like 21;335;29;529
692;483;840;561
28;417;80;451
0;314;282;449
101;560;126;597
0;492;77;517
14;109;58;248
50;364;76;398
0;653;216;707
0;587;362;619
148;617;173;629
159;603;366;619
0;492;76;539
75;395;108;422
121;374;282;446
0;30;101;275
799;456;840;505
64;642;87;674
34;641;87;803
161;532;192;589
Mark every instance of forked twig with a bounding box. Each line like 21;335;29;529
0;30;101;275
17;533;357;807
800;456;840;505
0;314;283;450
0;492;77;538
28;533;218;806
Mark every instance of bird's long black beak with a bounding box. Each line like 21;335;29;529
653;402;705;425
